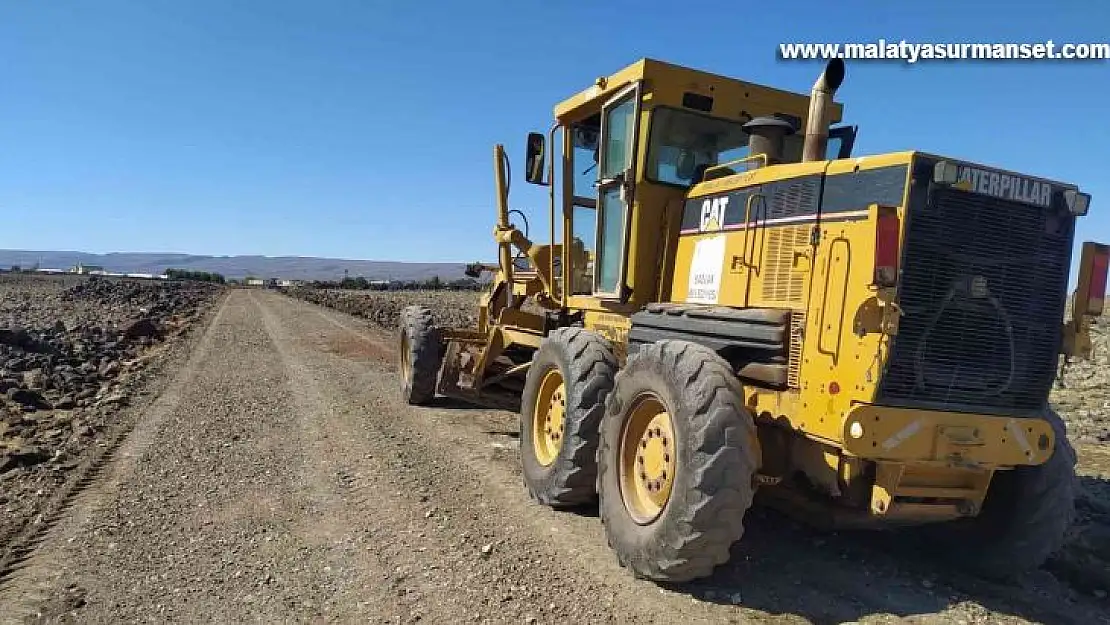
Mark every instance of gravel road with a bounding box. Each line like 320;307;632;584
2;289;1106;625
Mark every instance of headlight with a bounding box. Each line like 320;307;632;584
1064;189;1091;216
933;160;960;185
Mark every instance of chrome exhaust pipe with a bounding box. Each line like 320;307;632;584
801;58;845;162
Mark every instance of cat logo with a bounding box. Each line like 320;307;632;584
699;196;729;232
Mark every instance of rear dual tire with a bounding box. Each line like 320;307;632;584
918;408;1077;580
597;340;760;582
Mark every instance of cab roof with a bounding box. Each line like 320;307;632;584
553;57;843;126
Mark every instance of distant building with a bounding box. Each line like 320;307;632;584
70;263;104;275
245;278;265;287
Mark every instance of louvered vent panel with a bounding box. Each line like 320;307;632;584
788;311;806;388
765;178;818;220
761;225;811;306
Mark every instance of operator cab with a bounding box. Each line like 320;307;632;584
523;57;858;308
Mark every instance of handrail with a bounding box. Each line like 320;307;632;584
548;122;560;304
701;153;767;182
740;193;763;268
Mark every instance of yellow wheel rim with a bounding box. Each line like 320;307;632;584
532;368;566;466
619;393;676;524
399;332;411;379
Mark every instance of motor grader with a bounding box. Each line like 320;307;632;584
397;57;1108;583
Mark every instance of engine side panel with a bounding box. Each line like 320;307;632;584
669;154;912;446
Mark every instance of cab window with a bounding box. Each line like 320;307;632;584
644;107;749;187
568;120;600;295
645;107;855;185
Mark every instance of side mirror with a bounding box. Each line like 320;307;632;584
525;132;546;186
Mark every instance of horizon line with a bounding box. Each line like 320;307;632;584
0;248;475;265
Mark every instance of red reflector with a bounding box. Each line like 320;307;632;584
874;208;900;286
1091;249;1108;301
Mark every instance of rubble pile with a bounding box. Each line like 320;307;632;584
1052;314;1110;443
0;275;221;540
284;287;479;330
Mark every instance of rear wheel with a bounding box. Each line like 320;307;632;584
520;327;617;507
398;305;442;405
918;409;1077;580
597;339;760;582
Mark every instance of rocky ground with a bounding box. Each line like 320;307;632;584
1051;312;1110;444
284;287;479;330
0;286;1105;624
0;274;222;549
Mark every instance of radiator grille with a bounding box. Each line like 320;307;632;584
877;186;1072;412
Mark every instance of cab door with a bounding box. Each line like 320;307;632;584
593;83;642;300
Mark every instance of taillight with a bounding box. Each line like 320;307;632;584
1076;241;1109;317
874;205;901;287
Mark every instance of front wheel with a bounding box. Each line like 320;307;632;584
519;327;618;507
597;339;760;582
398;305;442;405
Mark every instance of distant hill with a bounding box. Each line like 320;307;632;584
0;250;471;281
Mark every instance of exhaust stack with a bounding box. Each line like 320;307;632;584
801;58;845;162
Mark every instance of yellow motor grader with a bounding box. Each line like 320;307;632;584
397;57;1108;582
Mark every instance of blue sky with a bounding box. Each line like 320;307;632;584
1;0;1107;272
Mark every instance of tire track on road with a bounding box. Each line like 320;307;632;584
260;292;759;625
253;291;538;623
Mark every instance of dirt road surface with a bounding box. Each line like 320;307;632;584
1;289;1106;624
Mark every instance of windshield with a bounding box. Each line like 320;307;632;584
645;107;815;186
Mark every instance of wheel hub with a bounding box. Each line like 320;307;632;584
620;394;676;524
532;369;566;466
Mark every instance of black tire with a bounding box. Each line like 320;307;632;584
918;409;1077;580
597;339;760;582
398;305;442;405
520;327;618;508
